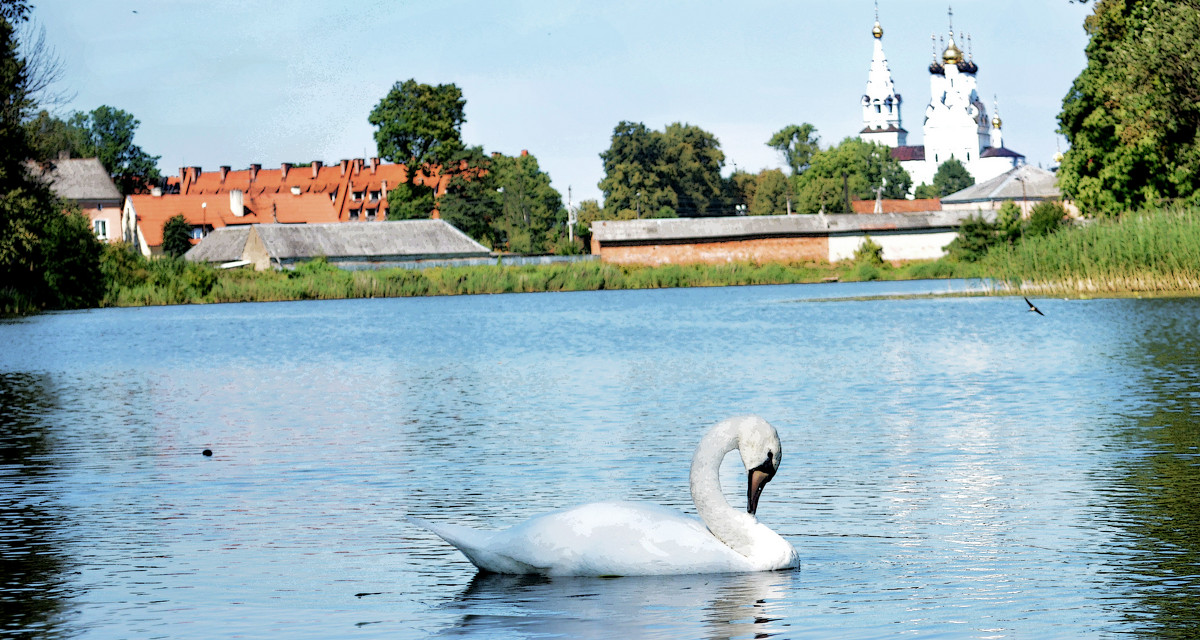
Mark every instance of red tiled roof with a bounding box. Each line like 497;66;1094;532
173;159;453;221
851;198;941;214
128;192;339;248
890;146;926;162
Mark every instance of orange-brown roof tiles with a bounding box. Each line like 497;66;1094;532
128;192;340;248
851;198;942;214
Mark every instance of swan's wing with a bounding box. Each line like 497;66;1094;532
406;516;548;574
493;502;754;576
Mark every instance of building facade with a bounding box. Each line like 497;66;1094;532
860;10;1025;192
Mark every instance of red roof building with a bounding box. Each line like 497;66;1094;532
126;158;452;256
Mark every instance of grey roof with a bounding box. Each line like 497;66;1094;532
591;211;974;244
941;165;1061;204
185;226;250;262
186;220;490;263
27;157;122;201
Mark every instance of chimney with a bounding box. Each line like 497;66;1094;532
219;166;230;182
230;189;245;217
249;164;261;182
190;166;202;181
281;162;291;179
353;158;362;175
311;160;323;179
370;157;379;174
521;149;528;157
339;159;349;176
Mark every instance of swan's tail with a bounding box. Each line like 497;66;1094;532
405;516;544;574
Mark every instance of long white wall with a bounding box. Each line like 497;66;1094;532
828;230;959;263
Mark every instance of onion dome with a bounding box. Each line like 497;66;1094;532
942;35;963;65
872;20;883;39
992;114;1002;129
957;59;978;74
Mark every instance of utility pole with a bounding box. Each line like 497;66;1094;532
567;186;575;243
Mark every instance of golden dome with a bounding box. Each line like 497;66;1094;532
992;114;1002;128
942;36;963;64
872;21;883;39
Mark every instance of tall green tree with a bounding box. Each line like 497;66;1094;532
369;79;466;169
767;123;820;176
385;180;436;220
749;169;791;216
161;214;192;258
791;137;912;213
491;151;566;253
598;121;674;218
1057;0;1200;215
70;106;161;194
0;5;102;312
436;147;502;249
598;121;727;218
916;158;975;198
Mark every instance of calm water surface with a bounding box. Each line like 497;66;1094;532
2;279;1198;639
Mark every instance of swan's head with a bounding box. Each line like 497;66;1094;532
735;416;783;515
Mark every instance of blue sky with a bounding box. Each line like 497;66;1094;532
33;1;1092;204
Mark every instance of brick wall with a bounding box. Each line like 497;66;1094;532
596;236;829;266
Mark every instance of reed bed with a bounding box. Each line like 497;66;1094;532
981;207;1200;295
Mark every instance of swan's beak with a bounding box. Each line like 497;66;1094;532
747;466;774;515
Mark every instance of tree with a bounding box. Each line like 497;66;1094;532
369;79;466;169
1026;200;1066;238
598;121;674;218
1;5;101;312
598;121;727;218
1057;0;1200;215
749;169;791;216
791;137;912;213
437;147;503;249
385;180;435;220
491;151;566;253
767;123;820;176
943;214;998;262
930;158;975;197
913;183;939;199
161;214;191;258
68;105;161;194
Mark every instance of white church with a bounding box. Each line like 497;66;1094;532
858;9;1025;192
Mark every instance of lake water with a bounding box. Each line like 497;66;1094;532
2;280;1199;639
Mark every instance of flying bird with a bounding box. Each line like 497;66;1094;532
1024;296;1044;316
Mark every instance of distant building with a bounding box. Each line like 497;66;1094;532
167;158;450;222
27;154;123;243
123;190;341;257
941;165;1077;218
122;158;455;257
858;9;1025;192
591;211;971;266
184;220;491;271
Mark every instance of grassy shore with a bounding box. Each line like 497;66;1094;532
979;206;1200;296
104;206;1200;307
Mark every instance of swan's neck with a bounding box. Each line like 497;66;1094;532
689;420;759;557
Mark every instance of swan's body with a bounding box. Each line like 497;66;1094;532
409;416;798;576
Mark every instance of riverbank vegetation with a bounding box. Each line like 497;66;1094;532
94;205;1200;307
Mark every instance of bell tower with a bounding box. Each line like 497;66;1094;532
859;2;907;147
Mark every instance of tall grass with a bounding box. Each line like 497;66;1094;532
980;206;1200;294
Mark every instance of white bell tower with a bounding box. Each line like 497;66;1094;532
859;3;907;148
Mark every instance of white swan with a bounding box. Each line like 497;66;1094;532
408;415;799;576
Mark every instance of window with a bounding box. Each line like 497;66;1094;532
93;219;108;239
190;226;205;239
351;190;363;201
349;208;360;221
366;208;376;221
369;190;381;200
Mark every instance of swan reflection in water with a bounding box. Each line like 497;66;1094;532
434;569;798;639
